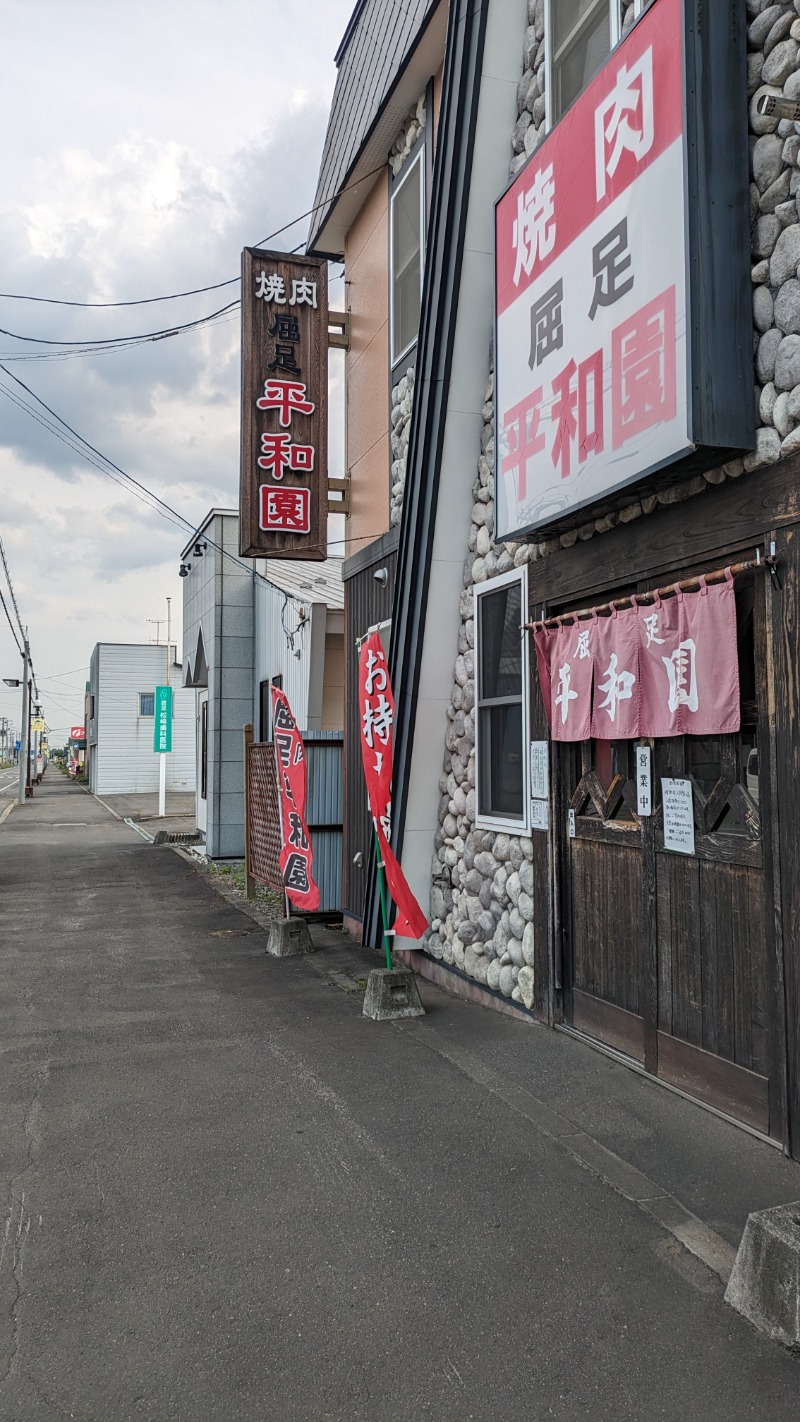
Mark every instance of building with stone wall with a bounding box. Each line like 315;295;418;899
310;0;800;1159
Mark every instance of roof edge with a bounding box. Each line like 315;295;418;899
307;0;446;257
180;507;238;559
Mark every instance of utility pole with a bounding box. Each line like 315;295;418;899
17;638;29;806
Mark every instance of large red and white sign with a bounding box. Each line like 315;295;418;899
240;248;328;560
533;574;740;742
270;685;320;911
358;633;427;941
495;0;689;539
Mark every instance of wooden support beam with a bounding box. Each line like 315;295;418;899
328;475;350;514
328;312;351;350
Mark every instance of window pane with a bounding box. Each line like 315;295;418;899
392;159;422;360
479;582;522;699
139;693;154;716
555;5;611;117
479;703;524;818
553;0;607;51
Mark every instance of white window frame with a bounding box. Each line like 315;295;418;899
138;692;154;717
474;565;531;835
389;146;425;369
544;0;647;132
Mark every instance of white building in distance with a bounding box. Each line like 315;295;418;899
87;643;196;796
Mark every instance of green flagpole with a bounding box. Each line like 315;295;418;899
373;825;393;972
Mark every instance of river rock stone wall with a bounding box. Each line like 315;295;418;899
390;94;427;178
390;366;415;526
424;0;800;1006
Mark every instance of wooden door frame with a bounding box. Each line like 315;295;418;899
527;466;795;1151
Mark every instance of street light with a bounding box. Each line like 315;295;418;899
3;678;20;687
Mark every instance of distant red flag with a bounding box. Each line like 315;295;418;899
358;632;427;941
270;685;320;912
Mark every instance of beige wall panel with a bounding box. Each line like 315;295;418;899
321;633;345;731
344;172;387;270
344;169;390;556
346;433;389;555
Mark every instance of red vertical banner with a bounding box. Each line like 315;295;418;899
270;685;320;912
358;632;427;941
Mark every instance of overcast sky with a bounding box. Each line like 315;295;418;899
0;0;352;740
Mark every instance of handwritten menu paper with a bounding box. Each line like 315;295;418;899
661;776;695;854
530;741;549;802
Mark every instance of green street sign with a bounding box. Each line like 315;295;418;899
154;685;173;753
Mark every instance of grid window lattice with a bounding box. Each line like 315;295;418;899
247;743;283;891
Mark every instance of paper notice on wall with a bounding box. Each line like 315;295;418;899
530;741;549;801
531;799;549;832
661;776;695;854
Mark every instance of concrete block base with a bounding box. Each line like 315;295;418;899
725;1202;800;1348
266;918;314;958
362;967;425;1020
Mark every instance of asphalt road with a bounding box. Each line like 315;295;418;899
2;776;800;1420
0;766;19;800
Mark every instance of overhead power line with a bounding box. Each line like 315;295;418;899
0;585;22;654
0;378;189;534
0;532;38;698
0;277;241;309
0;299;240;350
0;363;297;598
0;533;26;645
0;164;373;312
0;308;240;365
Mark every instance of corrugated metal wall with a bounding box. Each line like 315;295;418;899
342;535;398;922
305;732;344;913
254;578;313;731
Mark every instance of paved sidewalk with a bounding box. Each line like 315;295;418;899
89;788;198;840
1;777;800;1420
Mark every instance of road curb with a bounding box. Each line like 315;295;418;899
78;784;123;821
0;799;17;828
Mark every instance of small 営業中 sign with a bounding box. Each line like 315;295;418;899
154;686;173;754
661;776;694;854
636;745;652;816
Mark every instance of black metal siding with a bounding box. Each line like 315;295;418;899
363;0;490;947
342;534;398;921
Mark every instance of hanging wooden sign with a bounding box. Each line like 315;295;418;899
239;246;328;560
